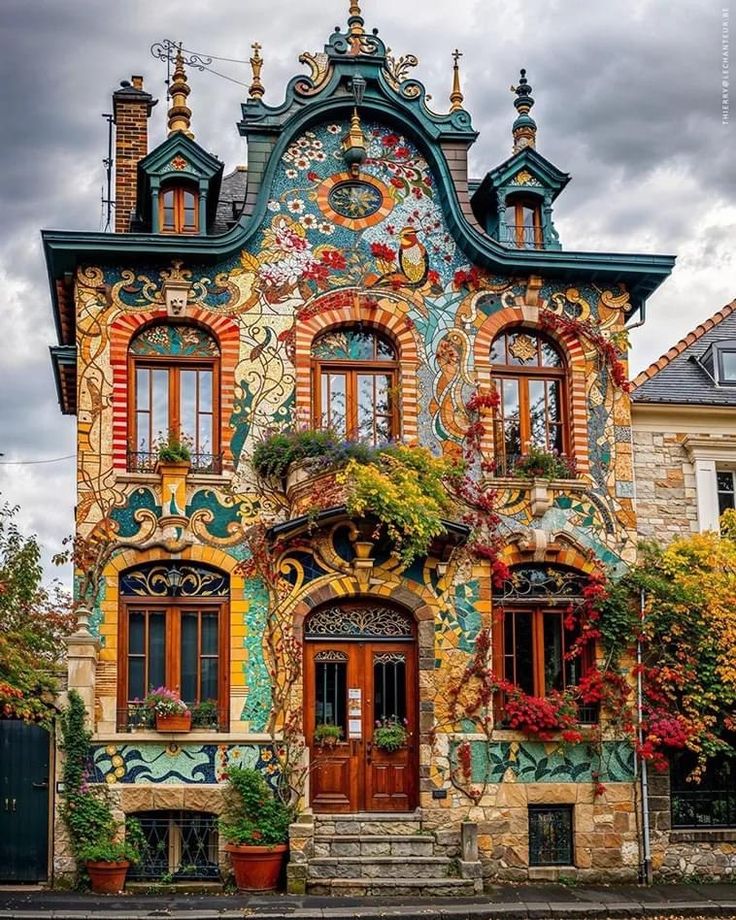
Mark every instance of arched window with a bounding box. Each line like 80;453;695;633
505;194;542;250
491;329;567;475
492;564;596;723
160;184;199;234
128;323;220;472
118;561;230;731
311;326;399;444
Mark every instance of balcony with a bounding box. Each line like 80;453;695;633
504;224;544;251
127;448;223;475
117;703;226;733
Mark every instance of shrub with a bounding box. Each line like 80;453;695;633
218;767;293;847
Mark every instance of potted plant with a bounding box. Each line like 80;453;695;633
373;716;409;753
79;819;145;894
145;687;191;732
219;767;292;891
155;431;193;469
191;698;220;730
313;723;343;748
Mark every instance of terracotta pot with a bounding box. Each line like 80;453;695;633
225;843;288;891
85;860;130;894
155;711;192;732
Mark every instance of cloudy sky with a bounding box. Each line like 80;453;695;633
0;0;733;584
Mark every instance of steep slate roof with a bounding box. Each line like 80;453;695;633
212;167;248;234
632;298;736;405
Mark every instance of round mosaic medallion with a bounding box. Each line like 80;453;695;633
327;180;384;219
316;172;394;229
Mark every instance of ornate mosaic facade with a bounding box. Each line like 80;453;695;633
46;3;674;886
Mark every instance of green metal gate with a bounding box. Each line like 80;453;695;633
0;720;51;882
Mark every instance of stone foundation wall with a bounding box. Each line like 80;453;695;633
648;772;736;881
422;781;640;883
632;429;698;539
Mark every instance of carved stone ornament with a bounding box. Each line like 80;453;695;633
161;260;192;317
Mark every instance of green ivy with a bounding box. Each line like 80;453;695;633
218;767;293;846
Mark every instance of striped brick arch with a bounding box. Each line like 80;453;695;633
109;308;240;469
473;306;590;475
294;290;422;441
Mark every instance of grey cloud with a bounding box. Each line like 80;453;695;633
1;0;733;582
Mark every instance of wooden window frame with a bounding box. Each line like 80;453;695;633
128;352;220;460
159;185;200;235
311;329;400;443
117;597;229;731
491;331;569;470
505;195;543;249
493;604;594;720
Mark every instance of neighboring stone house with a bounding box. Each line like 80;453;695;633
633;299;736;538
42;2;678;892
631;302;736;880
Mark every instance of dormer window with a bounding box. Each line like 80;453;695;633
718;348;736;384
700;342;736;386
160;185;199;234
505;195;542;250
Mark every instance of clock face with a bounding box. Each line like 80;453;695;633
328;180;384;219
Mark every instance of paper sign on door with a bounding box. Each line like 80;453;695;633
348;719;362;738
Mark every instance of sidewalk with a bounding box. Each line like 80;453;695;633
1;883;736;920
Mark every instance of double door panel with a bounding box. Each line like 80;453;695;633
0;721;50;882
305;641;417;813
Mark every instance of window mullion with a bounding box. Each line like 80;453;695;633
170;368;180;440
168;606;181;696
533;610;545;697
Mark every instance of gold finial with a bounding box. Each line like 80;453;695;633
449;48;464;112
167;46;194;138
348;0;365;37
249;42;265;100
342;107;367;177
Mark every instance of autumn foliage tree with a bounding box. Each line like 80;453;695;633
0;499;75;725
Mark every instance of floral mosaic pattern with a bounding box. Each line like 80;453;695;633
462;740;635;785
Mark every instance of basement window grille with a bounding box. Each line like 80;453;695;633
126;811;220;881
528;805;574;866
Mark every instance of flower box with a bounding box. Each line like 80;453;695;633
155;711;192;732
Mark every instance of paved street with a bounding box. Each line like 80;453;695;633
1;883;736;919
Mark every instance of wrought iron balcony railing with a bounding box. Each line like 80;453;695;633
504;224;544;250
117;704;226;733
127;449;223;475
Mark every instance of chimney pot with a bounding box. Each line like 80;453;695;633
131;75;144;90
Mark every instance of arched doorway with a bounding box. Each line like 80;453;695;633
303;601;418;814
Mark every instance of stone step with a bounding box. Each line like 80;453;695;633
306;877;477;897
313;814;423;836
313;833;435;857
307;856;455;880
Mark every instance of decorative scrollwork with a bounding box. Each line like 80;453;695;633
373;653;406;664
492;565;587;604
384;52;419;90
305;605;414;640
150;39;213;72
120;562;229;597
295;52;333;96
314;650;349;662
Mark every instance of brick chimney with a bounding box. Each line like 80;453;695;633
112;76;157;233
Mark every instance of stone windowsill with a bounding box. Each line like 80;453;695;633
485;476;588;492
670;828;736;843
115;470;234;487
93;731;273;744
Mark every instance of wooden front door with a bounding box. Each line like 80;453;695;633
305;640;418;813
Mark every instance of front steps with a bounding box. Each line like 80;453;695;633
288;812;482;896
